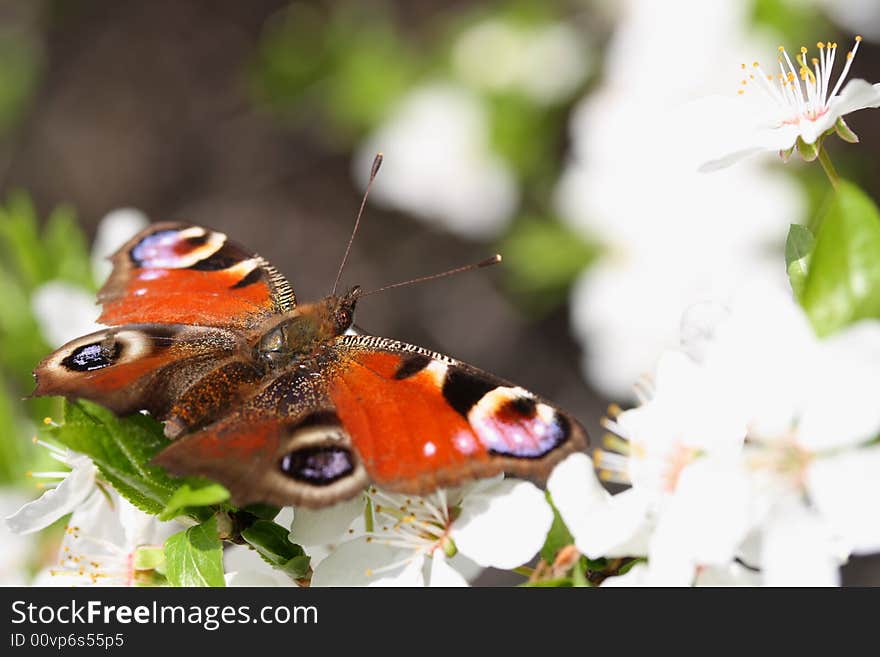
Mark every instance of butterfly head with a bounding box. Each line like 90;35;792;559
329;285;361;334
256;286;361;368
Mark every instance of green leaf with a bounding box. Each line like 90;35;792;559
540;492;574;563
242;520;310;578
164;516;225;587
800;180;880;336
158;481;230;521
501;217;597;315
0;191;46;291
133;546;166;572
50;400;178;514
785;224;815;301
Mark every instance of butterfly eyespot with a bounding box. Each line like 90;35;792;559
279;445;355;485
61;341;122;372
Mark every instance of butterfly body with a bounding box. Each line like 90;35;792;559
34;223;588;508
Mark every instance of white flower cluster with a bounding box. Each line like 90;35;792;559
556;0;806;398
550;282;880;586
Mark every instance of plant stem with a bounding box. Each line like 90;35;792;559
817;144;840;190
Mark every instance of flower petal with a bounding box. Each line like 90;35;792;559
427;553;469;587
31;282;103;348
648;459;751;585
5;457;97;535
694;562;761;587
289;495;365;548
92;208;149;284
600;563;648;587
830;79;880;119
807;445;880;555
310;538;425;587
760;499;839;587
451;479;552;569
798;321;880;450
548;453;650;559
224;545;298;587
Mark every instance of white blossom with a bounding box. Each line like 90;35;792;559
555;281;880;586
5;441;98;535
36;491;178;586
700;37;880;170
354;83;518;240
556;0;805;398
310;477;551;586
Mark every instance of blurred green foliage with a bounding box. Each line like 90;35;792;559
0;193;93;484
753;0;831;46
250;3;428;139
500;217;597;315
251;1;594;318
0;30;42;137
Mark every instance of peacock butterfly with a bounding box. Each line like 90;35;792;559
33;156;589;508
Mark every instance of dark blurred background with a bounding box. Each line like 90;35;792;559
0;0;601;423
1;0;879;585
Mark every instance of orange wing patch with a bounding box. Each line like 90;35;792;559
329;351;493;491
97;223;293;328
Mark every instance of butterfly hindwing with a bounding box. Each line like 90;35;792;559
327;335;588;494
98;222;295;329
153;368;370;508
152;334;587;508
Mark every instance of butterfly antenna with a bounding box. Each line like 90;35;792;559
359;254;502;298
332;152;383;295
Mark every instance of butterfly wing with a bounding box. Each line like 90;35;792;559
33;324;262;436
328;335;588;493
153;368;370;508
98;222;295;329
152;335;588;508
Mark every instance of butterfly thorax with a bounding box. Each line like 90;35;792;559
256;287;360;369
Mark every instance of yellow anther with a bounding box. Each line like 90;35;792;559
812;57;819;65
43;417;53;425
364;568;373;576
741;63;746;69
737;89;745;95
801;46;808;54
856;35;863;42
817;42;825;49
778;45;785;52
